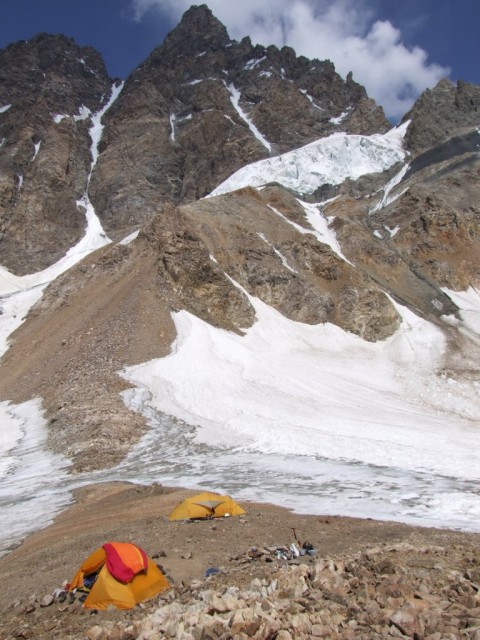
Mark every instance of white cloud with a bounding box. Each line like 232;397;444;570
130;0;449;120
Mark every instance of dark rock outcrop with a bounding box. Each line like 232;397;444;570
0;34;113;273
403;78;480;154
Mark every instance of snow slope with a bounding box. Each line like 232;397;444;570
122;295;480;480
115;292;480;533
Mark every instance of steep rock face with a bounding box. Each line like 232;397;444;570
160;3;231;53
90;4;389;239
0;34;113;273
376;186;479;291
0;33;110;110
0;5;390;269
403;79;480;154
372;131;480;295
326;196;460;324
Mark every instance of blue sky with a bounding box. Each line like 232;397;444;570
1;0;479;119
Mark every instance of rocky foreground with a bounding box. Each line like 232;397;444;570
4;538;480;640
88;543;480;640
0;483;479;640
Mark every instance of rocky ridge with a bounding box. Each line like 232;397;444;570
402;78;480;153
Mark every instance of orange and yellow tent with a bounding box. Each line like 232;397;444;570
168;491;246;521
67;542;169;610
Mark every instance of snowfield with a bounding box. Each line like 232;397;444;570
118;294;480;530
122;296;480;479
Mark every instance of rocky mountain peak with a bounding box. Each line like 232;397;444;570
92;6;389;236
160;4;230;56
0;33;110;111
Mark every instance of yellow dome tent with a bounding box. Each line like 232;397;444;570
168;491;246;521
67;542;169;610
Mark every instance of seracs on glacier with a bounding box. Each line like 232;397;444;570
210;122;409;197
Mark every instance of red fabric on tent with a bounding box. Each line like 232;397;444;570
102;542;148;583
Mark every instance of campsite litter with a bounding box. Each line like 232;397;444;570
233;540;317;564
14;530;318;634
230;527;317;565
